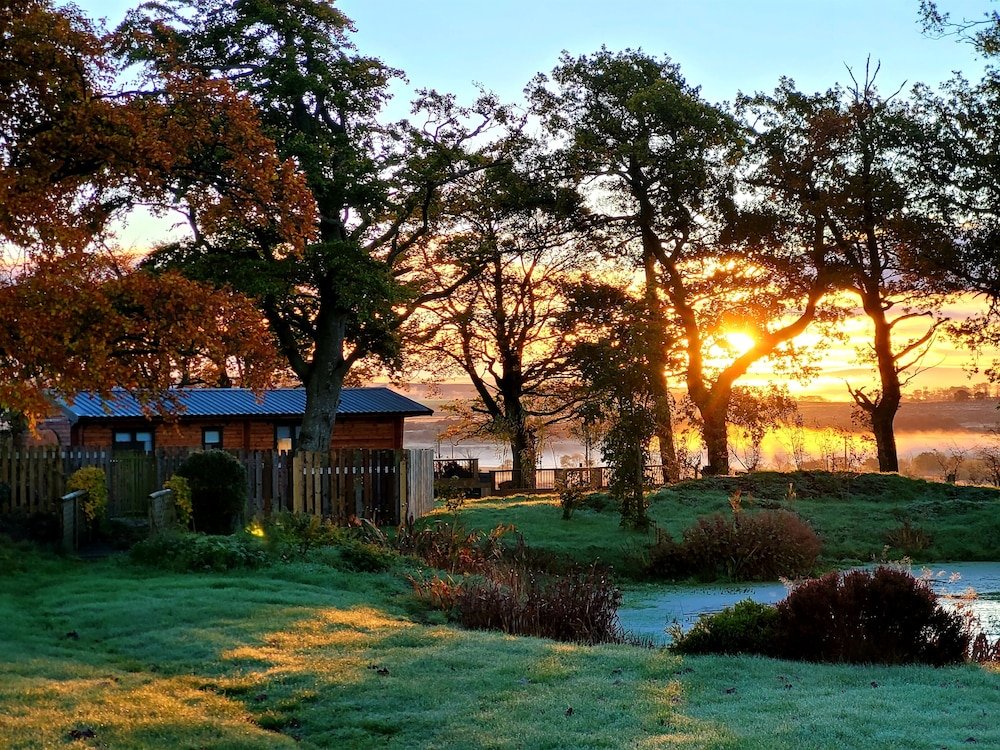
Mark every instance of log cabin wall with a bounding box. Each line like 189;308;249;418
30;415;405;451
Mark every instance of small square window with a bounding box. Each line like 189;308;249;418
275;425;301;453
202;428;223;451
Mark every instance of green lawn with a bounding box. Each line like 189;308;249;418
2;472;998;748
444;472;1000;572
1;538;998;749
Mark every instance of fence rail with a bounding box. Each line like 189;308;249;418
0;443;434;526
488;465;667;495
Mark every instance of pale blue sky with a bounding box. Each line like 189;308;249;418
77;0;989;110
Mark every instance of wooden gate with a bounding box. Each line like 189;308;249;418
108;452;158;517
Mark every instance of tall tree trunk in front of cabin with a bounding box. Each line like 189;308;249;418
298;364;348;453
853;295;902;472
268;300;353;454
643;252;680;483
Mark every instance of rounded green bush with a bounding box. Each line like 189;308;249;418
670;599;780;655
176;450;247;534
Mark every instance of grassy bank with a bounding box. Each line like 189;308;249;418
1;543;997;749
443;472;1000;572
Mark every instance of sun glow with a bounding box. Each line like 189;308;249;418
724;331;757;356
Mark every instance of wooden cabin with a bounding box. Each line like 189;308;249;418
33;387;432;452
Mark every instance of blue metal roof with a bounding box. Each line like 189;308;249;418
58;387;433;420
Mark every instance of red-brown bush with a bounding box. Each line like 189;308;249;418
648;510;821;581
776;567;969;665
453;565;624;644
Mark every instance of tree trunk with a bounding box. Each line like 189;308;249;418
865;296;902;472
870;403;899;472
701;403;730;476
653;398;679;483
297;364;347;453
643;253;680;483
510;421;538;490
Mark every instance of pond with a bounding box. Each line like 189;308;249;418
618;562;1000;646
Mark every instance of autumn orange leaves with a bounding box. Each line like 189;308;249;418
0;0;316;423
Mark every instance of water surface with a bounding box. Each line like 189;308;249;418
618;562;1000;645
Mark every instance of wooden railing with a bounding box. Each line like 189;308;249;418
488;465;668;495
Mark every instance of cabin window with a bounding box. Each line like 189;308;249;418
113;429;153;453
202;428;223;451
275;424;301;453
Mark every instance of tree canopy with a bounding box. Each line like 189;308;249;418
0;0;308;424
121;0;511;451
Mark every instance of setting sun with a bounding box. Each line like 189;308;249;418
724;331;757;356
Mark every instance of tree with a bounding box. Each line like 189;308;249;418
414;160;586;486
743;71;960;472
532;49;831;476
0;0;306;424
564;280;658;528
920;1;1000;56
120;0;508;451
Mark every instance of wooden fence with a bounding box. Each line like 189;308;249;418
488;465;668;495
0;443;435;526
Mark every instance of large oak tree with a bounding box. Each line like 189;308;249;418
743;72;958;471
121;0;508;451
531;49;831;476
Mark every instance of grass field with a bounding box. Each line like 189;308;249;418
446;472;1000;573
2;472;998;749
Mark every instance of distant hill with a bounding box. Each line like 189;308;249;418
394;382;999;434
797;399;999;432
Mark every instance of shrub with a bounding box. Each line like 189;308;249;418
410;574;463;615
884;519;932;556
0;511;60;545
130;531;269;571
391;520;514;574
434;478;466;511
176;450;247;534
163;474;193;528
653;510;821;582
261;512;344;557
450;565;624;645
337;539;397;572
670;599;780;656
66;467;108;526
644;529;689;579
969;632;1000;663
776;567;970;665
555;479;585;520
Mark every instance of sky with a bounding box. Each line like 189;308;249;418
78;0;989;107
70;0;998;399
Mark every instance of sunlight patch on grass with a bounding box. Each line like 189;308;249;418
0;673;294;750
318;605;414;631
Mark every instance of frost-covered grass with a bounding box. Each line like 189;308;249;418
1;537;997;749
443;471;1000;572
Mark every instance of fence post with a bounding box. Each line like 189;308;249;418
292;453;304;513
398;450;408;524
60;489;86;552
148;488;175;534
